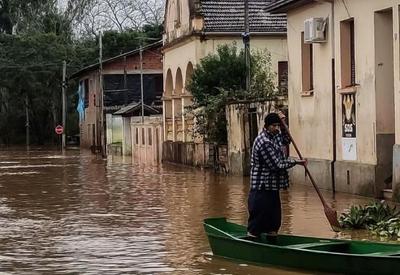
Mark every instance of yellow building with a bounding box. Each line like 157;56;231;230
163;0;288;166
268;0;400;199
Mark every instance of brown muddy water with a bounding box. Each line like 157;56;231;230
0;149;390;274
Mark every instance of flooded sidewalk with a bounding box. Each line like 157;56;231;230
0;149;382;274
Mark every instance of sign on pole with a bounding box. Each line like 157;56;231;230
55;125;64;135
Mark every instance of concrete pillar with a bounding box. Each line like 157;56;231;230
172;98;176;142
182;97;186;142
122;117;132;156
163;100;167;142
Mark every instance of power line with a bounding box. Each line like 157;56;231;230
0;64;81;69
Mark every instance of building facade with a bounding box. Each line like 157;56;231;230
71;42;163;152
268;0;400;198
162;0;289;167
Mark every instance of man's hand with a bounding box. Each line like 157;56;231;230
296;159;307;166
277;111;288;133
277;111;286;121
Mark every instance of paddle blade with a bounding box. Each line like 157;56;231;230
324;206;341;232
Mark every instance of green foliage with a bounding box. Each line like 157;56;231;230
0;0;163;146
339;201;400;236
339;205;369;229
0;32;78;144
102;24;162;59
188;44;278;144
368;218;400;238
364;201;399;224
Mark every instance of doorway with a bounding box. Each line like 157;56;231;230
374;8;395;195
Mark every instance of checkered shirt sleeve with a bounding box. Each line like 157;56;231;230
250;131;297;190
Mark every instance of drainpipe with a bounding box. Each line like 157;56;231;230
329;0;336;194
317;0;336;193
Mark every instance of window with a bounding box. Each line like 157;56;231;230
340;19;355;87
301;32;313;91
175;0;181;27
142;128;145;145
135;128;139;145
148;128;152;146
278;61;288;95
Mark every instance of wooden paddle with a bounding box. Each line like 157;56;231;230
279;117;342;232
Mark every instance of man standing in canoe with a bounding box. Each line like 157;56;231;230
247;111;306;239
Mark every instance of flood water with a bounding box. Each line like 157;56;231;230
0;149;390;274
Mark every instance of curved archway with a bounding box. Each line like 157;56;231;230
165;69;173;96
175;68;183;94
185;62;194;94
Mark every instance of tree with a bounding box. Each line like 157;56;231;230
0;0;163;145
75;0;164;37
0;32;79;144
101;24;162;58
188;44;277;145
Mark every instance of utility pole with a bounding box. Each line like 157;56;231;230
62;60;67;151
25;94;29;150
99;32;106;157
140;41;145;123
243;0;251;92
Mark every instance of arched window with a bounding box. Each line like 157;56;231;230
185;62;194;94
175;68;183;94
165;69;173;96
175;0;181;27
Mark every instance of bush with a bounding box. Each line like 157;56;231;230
187;43;278;144
339;200;400;238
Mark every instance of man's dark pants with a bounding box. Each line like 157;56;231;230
247;189;281;236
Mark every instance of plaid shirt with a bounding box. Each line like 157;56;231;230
250;129;297;190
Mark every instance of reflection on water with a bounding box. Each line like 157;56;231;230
0;149;384;274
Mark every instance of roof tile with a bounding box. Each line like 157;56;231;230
201;0;286;33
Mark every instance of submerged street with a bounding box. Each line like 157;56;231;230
0;149;383;274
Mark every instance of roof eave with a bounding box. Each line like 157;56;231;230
202;31;287;36
267;0;315;14
70;40;162;80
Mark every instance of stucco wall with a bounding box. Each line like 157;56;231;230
286;0;400;197
287;2;334;161
163;39;198;89
287;0;400;162
165;0;191;37
287;0;400;163
163;36;288;92
226;101;275;175
197;36;288;84
334;0;395;164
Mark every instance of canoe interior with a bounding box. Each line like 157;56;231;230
204;217;400;256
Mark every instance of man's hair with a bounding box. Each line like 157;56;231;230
264;113;281;127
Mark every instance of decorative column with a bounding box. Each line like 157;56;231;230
163;100;167;142
182;96;186;142
172;98;176;142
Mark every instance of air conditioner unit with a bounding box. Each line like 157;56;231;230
304;17;327;43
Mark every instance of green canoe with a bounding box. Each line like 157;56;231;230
204;217;400;274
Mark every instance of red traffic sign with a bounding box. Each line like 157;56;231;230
55;125;64;135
